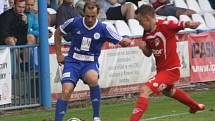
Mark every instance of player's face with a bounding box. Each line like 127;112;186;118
137;14;155;32
84;7;98;28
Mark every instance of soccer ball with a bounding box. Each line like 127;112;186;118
67;117;82;121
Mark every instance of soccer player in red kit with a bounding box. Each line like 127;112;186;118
130;4;205;121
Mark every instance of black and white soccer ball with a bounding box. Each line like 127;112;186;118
67;117;82;121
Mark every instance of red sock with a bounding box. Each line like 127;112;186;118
130;97;148;121
172;88;199;109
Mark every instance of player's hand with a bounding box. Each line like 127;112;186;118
185;21;201;29
57;54;65;66
119;38;133;47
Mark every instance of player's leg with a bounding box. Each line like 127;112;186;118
82;62;101;121
55;83;75;121
55;62;80;121
162;86;205;113
130;84;153;121
130;69;181;121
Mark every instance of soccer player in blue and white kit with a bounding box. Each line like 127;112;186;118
54;1;131;121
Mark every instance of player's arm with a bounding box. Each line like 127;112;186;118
166;20;200;31
139;41;152;57
184;21;201;29
165;20;185;31
103;24;132;47
54;18;75;65
54;27;64;65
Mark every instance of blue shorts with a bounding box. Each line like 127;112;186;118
61;60;99;86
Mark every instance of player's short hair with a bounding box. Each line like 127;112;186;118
83;1;100;14
135;4;155;17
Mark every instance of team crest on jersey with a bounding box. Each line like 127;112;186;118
94;32;100;40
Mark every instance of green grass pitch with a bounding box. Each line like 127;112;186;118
0;89;214;121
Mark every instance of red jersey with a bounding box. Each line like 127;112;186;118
142;19;185;71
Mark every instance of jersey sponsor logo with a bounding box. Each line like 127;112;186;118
80;37;92;51
94;32;100;40
62;72;71;78
152;49;163;55
73;52;94;61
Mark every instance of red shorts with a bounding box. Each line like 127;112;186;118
146;68;180;94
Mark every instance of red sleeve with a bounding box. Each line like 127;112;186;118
163;20;185;31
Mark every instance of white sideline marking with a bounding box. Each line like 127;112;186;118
141;112;188;121
141;109;209;121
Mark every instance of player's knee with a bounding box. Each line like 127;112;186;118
87;79;98;87
84;70;99;86
62;89;72;100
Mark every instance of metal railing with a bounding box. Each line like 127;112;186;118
0;44;41;110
